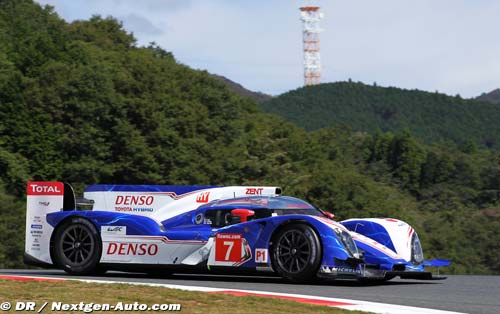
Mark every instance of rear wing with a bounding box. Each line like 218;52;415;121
25;181;75;264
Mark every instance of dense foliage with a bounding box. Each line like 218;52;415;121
0;0;498;274
261;82;500;149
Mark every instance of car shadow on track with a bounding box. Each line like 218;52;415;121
99;271;440;287
2;270;441;287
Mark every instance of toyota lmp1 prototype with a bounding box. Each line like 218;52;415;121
25;182;450;283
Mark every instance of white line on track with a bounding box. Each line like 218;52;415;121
0;275;467;314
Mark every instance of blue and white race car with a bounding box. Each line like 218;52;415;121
25;182;449;282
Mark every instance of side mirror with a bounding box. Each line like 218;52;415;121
231;208;255;223
324;212;335;219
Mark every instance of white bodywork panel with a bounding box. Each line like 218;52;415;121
25;182;65;263
100;234;207;264
342;218;414;261
84;186;280;222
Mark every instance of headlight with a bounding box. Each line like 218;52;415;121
335;229;360;258
411;232;424;265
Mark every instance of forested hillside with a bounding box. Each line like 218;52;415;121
0;0;499;274
261;82;500;149
477;89;500;104
213;74;272;103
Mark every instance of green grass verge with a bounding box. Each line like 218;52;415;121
0;280;372;314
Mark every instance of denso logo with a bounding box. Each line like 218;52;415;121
106;243;158;256
27;182;64;195
246;188;263;195
115;195;154;206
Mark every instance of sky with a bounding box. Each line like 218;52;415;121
35;0;500;98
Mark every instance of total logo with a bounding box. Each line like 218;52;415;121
106;243;158;256
27;182;64;195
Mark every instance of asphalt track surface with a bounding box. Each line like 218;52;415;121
1;270;499;314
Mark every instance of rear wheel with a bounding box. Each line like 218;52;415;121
53;217;102;275
271;224;322;283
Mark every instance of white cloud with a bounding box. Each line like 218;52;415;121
35;0;500;97
119;14;163;36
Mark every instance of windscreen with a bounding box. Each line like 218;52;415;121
207;196;324;217
268;196;323;216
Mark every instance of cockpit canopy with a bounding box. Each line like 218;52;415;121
198;196;323;227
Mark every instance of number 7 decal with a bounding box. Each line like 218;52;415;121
223;241;234;260
215;234;242;262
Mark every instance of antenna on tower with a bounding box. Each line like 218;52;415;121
300;0;324;86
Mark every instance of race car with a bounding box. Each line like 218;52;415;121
25;181;449;282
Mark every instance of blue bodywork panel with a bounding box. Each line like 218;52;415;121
341;219;405;270
44;194;448;278
46;196;354;270
341;220;397;252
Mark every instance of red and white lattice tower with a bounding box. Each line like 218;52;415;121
300;1;324;86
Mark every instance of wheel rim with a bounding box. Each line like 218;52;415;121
60;224;95;266
276;229;311;274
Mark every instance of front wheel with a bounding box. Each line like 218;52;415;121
271;224;322;283
53;217;102;275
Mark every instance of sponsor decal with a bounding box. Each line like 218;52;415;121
133;207;153;212
101;226;127;235
255;249;268;263
196;192;210;203
195;213;204;224
27;182;64;195
30;224;43;230
106;243;158;256
215;234;242;262
114;196;154;213
246;188;263;195
115;195;154;206
114;206;154;212
320;266;361;275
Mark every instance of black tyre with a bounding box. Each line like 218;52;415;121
271;224;322;283
53;217;102;275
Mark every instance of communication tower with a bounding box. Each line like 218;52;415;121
300;1;324;86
